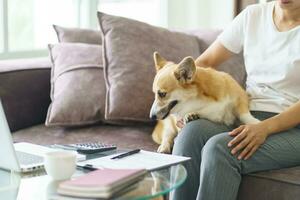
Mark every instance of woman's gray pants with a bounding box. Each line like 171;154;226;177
171;111;300;200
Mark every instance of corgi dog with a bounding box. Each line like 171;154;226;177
150;52;260;153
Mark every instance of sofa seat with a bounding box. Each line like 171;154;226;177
12;124;158;151
238;166;300;200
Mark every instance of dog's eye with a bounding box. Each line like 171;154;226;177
158;91;167;98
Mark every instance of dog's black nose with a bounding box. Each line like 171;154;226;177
150;114;157;120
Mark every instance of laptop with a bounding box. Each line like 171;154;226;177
0;100;85;173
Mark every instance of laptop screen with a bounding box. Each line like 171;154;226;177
0;100;21;172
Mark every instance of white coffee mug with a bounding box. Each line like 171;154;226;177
44;151;76;181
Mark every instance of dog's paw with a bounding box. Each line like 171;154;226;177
157;143;172;154
184;112;201;124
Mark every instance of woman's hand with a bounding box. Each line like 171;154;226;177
228;123;269;160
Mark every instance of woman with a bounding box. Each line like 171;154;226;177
172;0;300;199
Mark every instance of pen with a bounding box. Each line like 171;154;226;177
111;149;141;160
76;164;98;171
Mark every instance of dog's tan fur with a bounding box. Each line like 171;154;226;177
150;52;259;153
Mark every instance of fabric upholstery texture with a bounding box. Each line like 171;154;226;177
0;58;52;132
98;12;201;123
237;166;300;200
53;25;101;45
47;43;105;126
13;124;158;151
0;57;51;73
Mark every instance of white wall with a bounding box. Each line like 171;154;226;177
0;1;4;52
208;0;235;29
167;0;235;29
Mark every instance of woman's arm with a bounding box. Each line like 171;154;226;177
228;100;300;160
195;40;234;68
261;100;300;134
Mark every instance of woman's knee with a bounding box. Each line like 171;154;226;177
173;119;228;155
202;133;233;162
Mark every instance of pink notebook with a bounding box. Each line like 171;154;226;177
58;168;146;198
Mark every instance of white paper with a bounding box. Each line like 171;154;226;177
77;150;190;171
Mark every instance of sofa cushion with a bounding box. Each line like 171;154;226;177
97;12;201;124
0;58;51;132
12;124;158;151
217;53;246;88
183;29;222;47
53;25;102;45
238;166;300;200
47;43;105;126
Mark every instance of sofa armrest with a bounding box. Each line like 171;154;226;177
0;57;52;132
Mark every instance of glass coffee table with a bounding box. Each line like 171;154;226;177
0;150;187;200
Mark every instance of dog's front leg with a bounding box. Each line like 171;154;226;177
157;116;178;154
183;112;202;125
158;131;178;154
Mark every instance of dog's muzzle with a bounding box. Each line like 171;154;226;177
150;100;178;120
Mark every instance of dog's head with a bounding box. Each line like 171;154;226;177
150;52;198;120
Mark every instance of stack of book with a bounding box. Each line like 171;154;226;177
57;168;147;199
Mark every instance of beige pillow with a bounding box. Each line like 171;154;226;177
98;12;201;123
46;43;105;126
53;25;101;44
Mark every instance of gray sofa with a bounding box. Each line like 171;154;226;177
1;38;300;200
0;57;158;151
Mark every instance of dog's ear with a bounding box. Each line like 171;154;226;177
173;56;196;84
153;51;167;72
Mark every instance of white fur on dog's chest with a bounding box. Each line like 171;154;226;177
174;96;236;125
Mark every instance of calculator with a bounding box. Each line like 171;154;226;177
52;142;117;154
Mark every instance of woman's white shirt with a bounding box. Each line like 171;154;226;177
218;1;300;113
